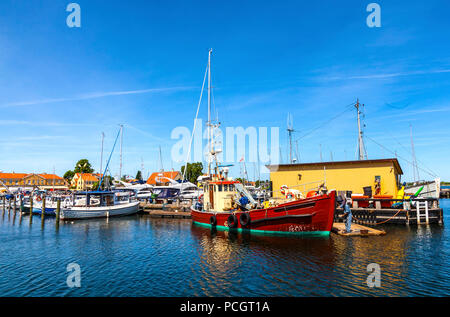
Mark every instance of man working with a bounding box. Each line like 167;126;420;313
340;196;352;233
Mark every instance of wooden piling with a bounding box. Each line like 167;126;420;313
41;194;46;218
56;198;61;222
29;196;33;216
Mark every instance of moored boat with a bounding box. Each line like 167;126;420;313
189;49;336;236
60;191;139;220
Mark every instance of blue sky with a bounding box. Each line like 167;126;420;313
0;0;449;181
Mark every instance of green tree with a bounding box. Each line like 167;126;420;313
92;176;114;191
136;170;142;181
74;159;94;173
181;162;204;184
63;170;75;182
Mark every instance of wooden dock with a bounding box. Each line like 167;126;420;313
139;202;191;218
335;197;444;225
332;222;386;236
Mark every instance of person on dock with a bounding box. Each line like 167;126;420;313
340;196;352;233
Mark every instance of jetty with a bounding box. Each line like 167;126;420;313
334;197;443;225
332;222;386;236
139;201;192;218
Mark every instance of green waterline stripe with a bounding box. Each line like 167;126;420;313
192;221;330;237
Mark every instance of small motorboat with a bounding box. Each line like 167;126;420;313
60;191;139;220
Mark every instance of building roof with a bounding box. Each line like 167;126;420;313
266;158;403;175
39;173;64;180
0;172;65;180
0;173;29;179
146;171;181;185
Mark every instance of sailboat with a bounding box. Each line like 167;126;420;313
190;50;336;236
60;127;139;220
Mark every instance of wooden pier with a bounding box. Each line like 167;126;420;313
332;222;386;236
139;202;192;218
335;197;444;225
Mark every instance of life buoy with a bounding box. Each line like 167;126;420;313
227;214;238;228
210;215;217;227
306;190;316;198
36;196;42;202
198;194;204;203
240;212;251;227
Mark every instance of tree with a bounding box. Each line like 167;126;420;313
64;170;75;182
74;159;94;173
92;176;114;191
181;162;204;184
135;170;142;181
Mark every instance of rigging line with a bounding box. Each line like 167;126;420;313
385;131;437;177
296;101;356;140
365;135;438;178
181;61;209;184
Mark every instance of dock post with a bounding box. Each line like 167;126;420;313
13;196;17;212
8;197;11;213
2;196;5;212
29;195;33;216
19;195;23;213
41;194;46;219
56;198;61;222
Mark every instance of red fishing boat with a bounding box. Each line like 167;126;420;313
191;177;336;236
188;49;336;236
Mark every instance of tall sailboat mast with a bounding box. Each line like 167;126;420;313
100;132;105;176
207;49;212;176
119;124;123;180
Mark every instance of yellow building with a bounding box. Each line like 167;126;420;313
266;158;403;198
71;173;102;190
0;172;68;190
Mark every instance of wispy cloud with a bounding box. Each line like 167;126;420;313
325;69;450;81
0;86;195;108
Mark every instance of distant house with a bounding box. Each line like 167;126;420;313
0;172;68;191
71;173;102;190
146;171;181;186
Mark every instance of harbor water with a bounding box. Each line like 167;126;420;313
0;200;449;296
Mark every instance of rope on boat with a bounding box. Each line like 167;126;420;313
350;208;404;226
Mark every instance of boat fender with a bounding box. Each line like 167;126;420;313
210;215;217;227
240;212;251;227
227;214;238;228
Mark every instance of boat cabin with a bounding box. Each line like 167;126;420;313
203;180;257;212
73;191;116;207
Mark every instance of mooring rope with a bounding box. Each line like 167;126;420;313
349;208;404;226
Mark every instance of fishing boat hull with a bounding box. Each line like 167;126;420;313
60;201;139;220
191;191;336;236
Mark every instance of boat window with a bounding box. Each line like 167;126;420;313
224;184;228;191
218;184;222;192
214;185;216;192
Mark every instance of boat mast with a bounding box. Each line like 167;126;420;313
207;49;212;176
100;132;105;177
355;99;367;160
119;124;123;180
410;124;420;182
